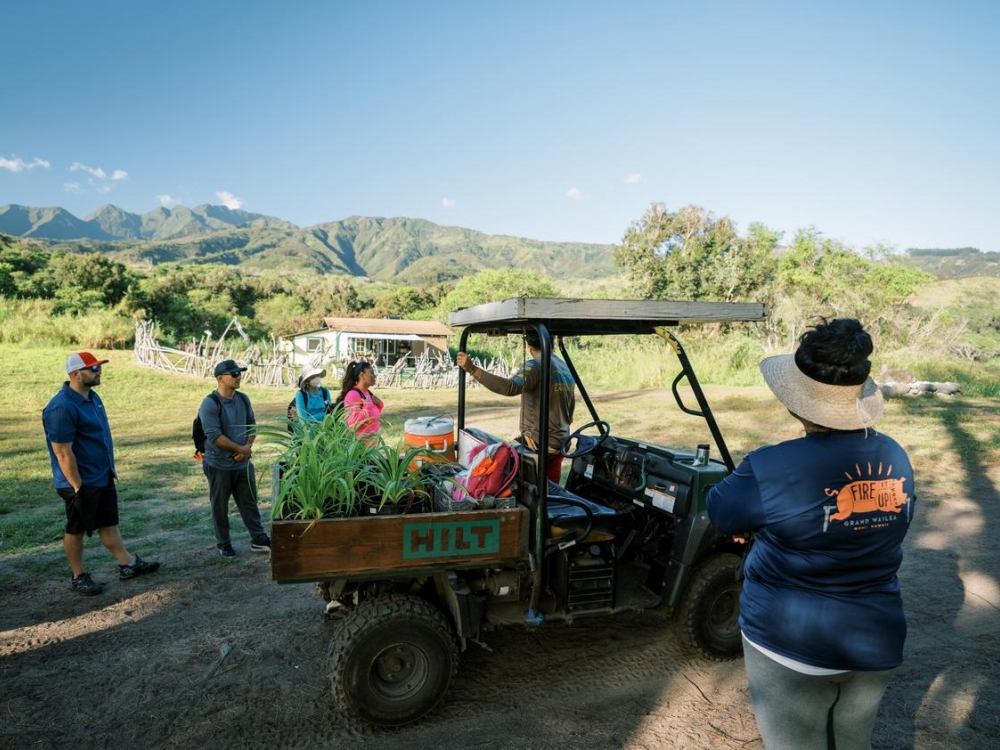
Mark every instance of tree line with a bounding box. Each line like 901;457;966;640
0;233;562;347
0;202;939;356
614;204;933;349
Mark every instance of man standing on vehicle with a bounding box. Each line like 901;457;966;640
457;332;575;483
42;352;161;596
200;359;270;557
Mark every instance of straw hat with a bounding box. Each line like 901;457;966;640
298;365;327;388
759;354;884;430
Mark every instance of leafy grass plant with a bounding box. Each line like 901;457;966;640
258;410;375;523
363;442;431;512
260;408;432;521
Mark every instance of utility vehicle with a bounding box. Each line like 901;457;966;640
271;297;765;730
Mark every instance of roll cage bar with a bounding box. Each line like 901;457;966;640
450;297;766;623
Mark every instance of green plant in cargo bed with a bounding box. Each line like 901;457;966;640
363;442;431;512
261;409;433;521
261;409;378;523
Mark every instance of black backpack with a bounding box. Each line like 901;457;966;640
286;386;332;433
193;391;249;458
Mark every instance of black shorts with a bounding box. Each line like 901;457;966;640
58;480;120;536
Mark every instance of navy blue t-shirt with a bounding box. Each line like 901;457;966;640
707;430;915;670
42;382;117;489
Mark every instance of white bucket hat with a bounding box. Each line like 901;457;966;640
298;365;327;388
759;354;884;430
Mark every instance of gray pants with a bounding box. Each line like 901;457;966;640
743;636;897;750
203;463;267;548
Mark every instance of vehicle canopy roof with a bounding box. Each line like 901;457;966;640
448;297;766;337
449;297;767;473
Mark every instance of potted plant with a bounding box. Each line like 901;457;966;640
264;410;377;524
361;442;431;515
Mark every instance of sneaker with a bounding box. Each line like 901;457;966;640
72;572;104;596
119;555;161;580
250;536;271;553
219;543;237;558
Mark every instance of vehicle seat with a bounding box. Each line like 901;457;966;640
512;442;618;541
546;482;618;542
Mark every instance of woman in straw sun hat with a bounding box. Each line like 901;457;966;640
707;318;916;750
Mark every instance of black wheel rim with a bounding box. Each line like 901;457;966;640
708;587;740;637
369;643;430;700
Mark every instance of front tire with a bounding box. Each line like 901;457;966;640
328;593;459;729
679;553;743;660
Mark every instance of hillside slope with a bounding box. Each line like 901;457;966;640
899;248;1000;279
0;204;616;283
904;276;1000;355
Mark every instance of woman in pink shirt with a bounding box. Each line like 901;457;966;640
339;361;383;440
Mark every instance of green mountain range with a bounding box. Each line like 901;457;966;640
3;203;996;286
0;203;616;285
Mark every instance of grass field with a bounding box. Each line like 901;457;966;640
2;343;997;583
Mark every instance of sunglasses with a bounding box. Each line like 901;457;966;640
81;365;102;373
228;371;244;378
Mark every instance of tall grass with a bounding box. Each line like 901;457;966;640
0;298;134;348
3;296;996;394
462;330;767;391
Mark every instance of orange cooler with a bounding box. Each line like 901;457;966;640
404;416;455;470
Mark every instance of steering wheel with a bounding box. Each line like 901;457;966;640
560;420;611;459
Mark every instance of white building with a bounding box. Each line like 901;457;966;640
283;317;453;369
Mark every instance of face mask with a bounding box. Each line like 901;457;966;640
309;377;322;389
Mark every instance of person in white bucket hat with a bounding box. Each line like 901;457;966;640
292;365;331;424
707;318;916;750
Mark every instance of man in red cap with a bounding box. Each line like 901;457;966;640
42;352;161;595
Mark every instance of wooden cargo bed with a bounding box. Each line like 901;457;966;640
271;506;530;583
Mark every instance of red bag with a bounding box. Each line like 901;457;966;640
452;441;520;501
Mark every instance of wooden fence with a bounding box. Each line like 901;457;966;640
132;320;515;390
132;320;297;386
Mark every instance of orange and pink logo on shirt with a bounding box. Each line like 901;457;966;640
826;461;909;522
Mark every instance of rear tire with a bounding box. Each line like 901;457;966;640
679;552;743;660
328;593;458;729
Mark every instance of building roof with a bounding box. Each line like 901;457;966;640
318;317;453;337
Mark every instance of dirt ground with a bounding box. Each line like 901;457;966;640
2;469;998;750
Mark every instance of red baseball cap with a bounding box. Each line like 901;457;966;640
66;351;110;374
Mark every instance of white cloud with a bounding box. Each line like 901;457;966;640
70;162;107;179
216;191;243;210
624;173;642;184
0;155;50;172
68;161;128;192
157;194;176;207
565;187;583;200
63;181;83;194
441;197;456;209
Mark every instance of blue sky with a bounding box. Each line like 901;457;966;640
1;1;997;252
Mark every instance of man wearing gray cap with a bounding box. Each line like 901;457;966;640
199;359;270;557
